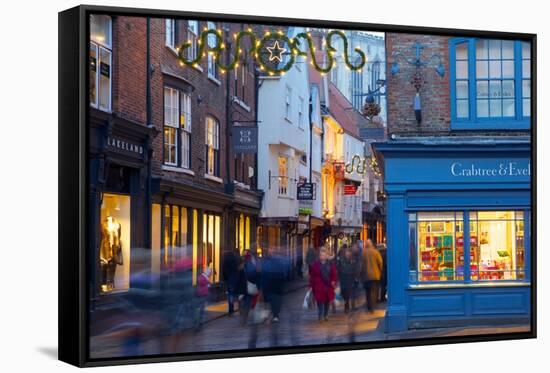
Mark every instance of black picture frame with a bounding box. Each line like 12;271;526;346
58;4;537;367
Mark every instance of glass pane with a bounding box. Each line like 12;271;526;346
523;98;531;116
489;80;502;99
502;40;514;59
455;220;464;281
522;41;531;59
99;48;111;111
457;100;469;118
489;60;501;78
456;81;469;99
90;14;112;47
456;60;468;79
90;44;98;106
502;80;515;98
477;99;489;117
476;80;489;98
455;42;468;59
502;60;514;78
522;80;531;98
489;39;501;59
476;60;488;78
417;212;457;282
522;60;531;79
471;212;518;280
490;99;502;117
503;99;515;117
476;39;488;59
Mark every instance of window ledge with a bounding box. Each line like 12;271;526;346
204;173;223;183
408;281;531;290
277;195;294;200
284;117;293;124
451;120;530;131
233;97;251;112
166;45;178;56
192;64;203;73
162;164;194;175
208;75;222;86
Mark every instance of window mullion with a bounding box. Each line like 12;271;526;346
514;41;523;120
468;39;477;122
463;210;471;283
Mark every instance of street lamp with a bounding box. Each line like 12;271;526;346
390;41;445;124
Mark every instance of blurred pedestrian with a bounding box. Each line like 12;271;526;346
337;246;360;313
309;247;337;321
305;246;317;272
360;239;383;313
193;267;211;331
223;248;241;316
260;250;288;323
239;250;261;325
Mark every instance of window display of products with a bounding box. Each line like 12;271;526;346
99;193;130;293
410;210;526;283
469;211;525;280
412;212;463;282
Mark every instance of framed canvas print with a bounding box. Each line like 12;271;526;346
58;4;536;367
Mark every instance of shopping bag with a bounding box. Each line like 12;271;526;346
247;281;259;295
303;288;314;310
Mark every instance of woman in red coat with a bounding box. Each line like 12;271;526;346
309;248;337;321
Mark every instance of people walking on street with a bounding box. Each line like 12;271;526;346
360;239;384;313
260;249;289;323
222;248;241;316
309;247;337;321
193;267;211;331
337;246;360;313
239;249;261;325
377;243;388;302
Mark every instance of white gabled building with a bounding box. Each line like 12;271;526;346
256;27;312;262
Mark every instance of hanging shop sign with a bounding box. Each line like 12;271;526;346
232;127;258;153
176;28;366;76
297;182;315;200
333;162;346;180
344;184;358;195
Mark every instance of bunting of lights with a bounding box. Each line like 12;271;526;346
176;28;366;75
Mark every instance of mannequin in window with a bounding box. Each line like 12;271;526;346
100;215;123;291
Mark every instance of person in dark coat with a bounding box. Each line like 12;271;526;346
305;246;317;272
309;248;337;321
222;248;241;316
337;246;360;313
260;251;289;323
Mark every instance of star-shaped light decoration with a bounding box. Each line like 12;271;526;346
266;40;287;62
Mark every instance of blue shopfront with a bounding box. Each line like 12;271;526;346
373;137;531;333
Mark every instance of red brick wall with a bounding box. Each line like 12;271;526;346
386;33;451;135
112;16;259;190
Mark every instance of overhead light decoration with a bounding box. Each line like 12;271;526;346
345;154;382;178
177;28;366;75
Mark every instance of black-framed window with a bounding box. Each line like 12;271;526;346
163;86;192;168
205;115;220;176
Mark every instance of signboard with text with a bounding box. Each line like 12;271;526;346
232;127;258;153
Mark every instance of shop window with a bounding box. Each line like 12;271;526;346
205;115;220;176
469;211;525;280
99;194;130;293
90;15;112;112
410;212;463;282
236;213;251;253
161;205;191;270
151;204;161;280
410;210;528;283
192;209;199;285
450;38;531;130
202;213;221;283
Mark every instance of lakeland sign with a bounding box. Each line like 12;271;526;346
451;161;531;177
